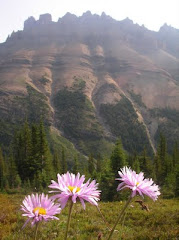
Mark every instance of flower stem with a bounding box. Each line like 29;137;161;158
34;222;39;240
96;205;111;231
64;201;74;240
107;196;132;240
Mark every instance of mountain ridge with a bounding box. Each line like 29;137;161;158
0;12;178;156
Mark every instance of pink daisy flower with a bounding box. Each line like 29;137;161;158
116;166;160;201
21;193;61;228
49;172;101;209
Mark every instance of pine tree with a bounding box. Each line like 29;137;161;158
19;120;32;181
154;153;161;183
175;165;179;197
13;131;24;181
15;174;22;188
140;148;147;172
100;159;115;201
96;154;102;173
38;120;48;171
155;133;168;184
110;139;127;176
13;122;32;182
163;142;179;197
132;153;140;173
24;120;32;165
159;133;168;176
140;148;153;177
172;141;179;167
38;120;53;185
7;153;19;188
33;171;43;191
88;154;95;176
73;155;79;174
61;147;67;173
109;139;127;200
0;147;5;190
23;179;31;193
31;123;40;175
2;155;9;189
53;149;61;175
172;142;179;196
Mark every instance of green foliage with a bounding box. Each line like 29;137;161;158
39;75;50;85
7;153;19;189
53;149;61;175
0;116;178;200
61;147;67;174
100;96;153;154
88;154;95;176
96;154;102;173
0;84;50;150
152;107;179;153
49;126;86;169
14;174;22;189
131;154;140;173
155;133;169;184
38;120;53;184
0;147;5;190
72;76;86;91
128;90;146;107
53;88;112;156
10;120;54;189
175;163;179;196
78;139;113;159
162;172;177;198
110;139;127;176
26;85;50;122
109;140;128;200
172;141;179;166
139;148;154;178
153;134;179;197
54;88;95;134
73;155;79;174
100;159;115;201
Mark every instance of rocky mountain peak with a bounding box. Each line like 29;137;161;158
121;17;133;25
39;13;52;24
24;16;36;29
60;12;78;23
82;10;92;18
24;14;52;30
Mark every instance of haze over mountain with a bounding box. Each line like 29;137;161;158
0;12;179;156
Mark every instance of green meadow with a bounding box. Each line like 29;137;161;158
0;194;178;240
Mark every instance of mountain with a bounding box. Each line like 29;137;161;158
0;12;179;156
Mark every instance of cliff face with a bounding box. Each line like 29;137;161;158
0;12;179;155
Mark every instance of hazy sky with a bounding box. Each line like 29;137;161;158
0;0;179;43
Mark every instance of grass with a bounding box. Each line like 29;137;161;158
0;194;179;240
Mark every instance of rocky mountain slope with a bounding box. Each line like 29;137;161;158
0;12;179;156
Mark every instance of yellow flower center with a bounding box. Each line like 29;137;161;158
33;207;46;215
136;182;140;186
68;186;81;193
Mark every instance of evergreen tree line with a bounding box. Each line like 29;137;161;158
0;120;68;192
0;121;178;200
96;137;179;200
